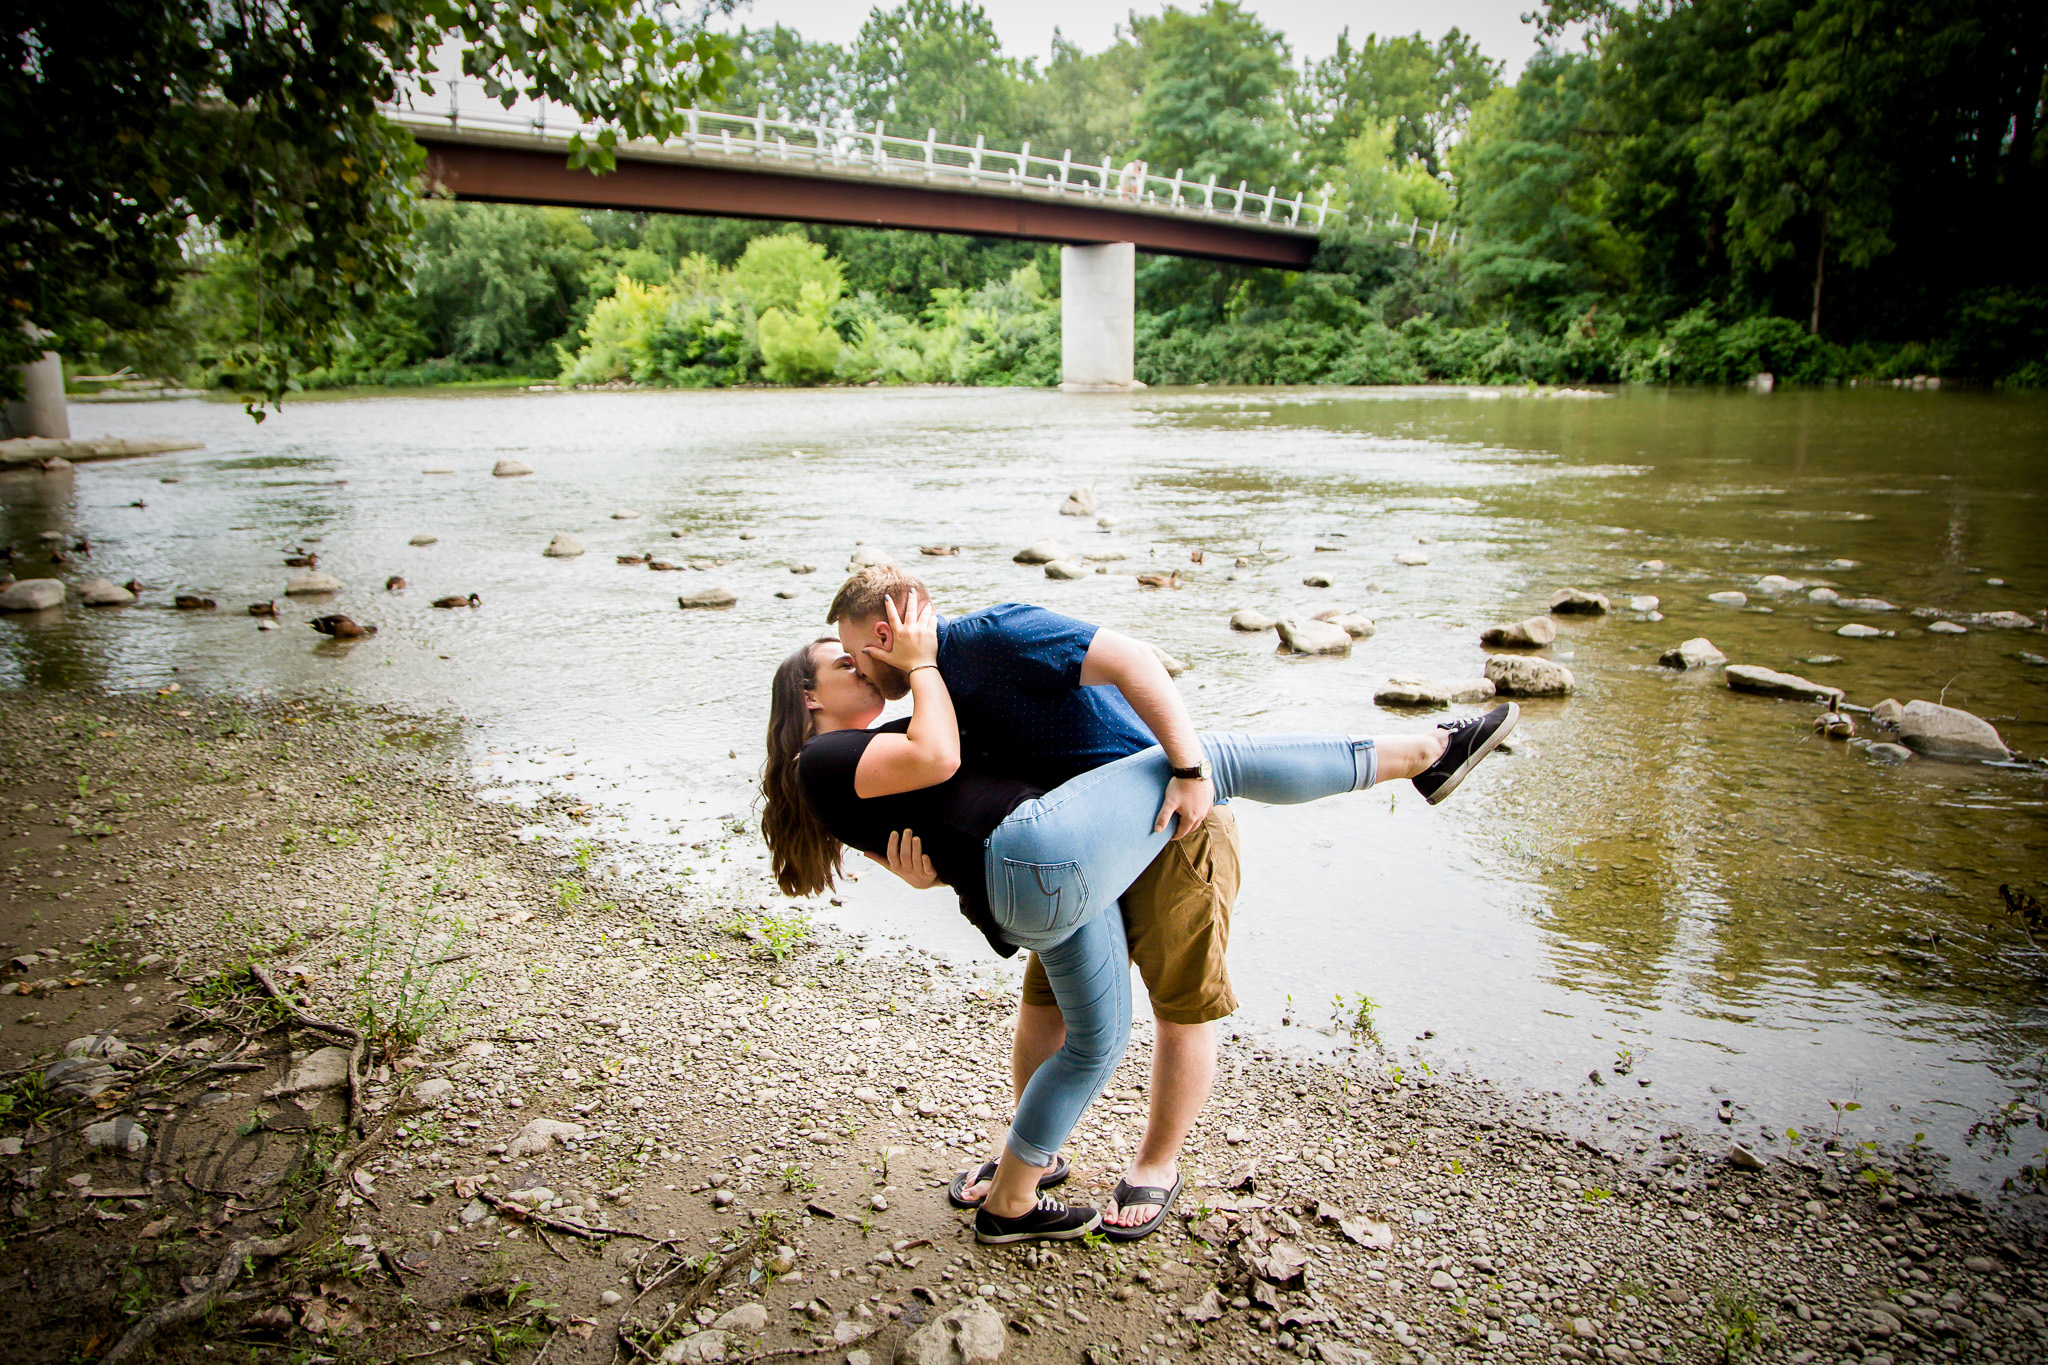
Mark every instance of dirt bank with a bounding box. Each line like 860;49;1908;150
2;687;2043;1365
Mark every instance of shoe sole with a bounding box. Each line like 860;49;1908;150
974;1210;1102;1245
1423;702;1520;805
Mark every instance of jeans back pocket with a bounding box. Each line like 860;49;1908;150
998;859;1091;940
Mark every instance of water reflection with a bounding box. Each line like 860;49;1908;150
12;383;2048;1196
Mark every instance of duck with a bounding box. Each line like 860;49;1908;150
283;550;318;568
0;545;15;562
1136;570;1184;590
920;545;960;557
123;579;145;597
128;499;146;509
246;600;278;617
47;547;66;565
386;575;407;591
616;553;650;565
174;595;217;610
72;536;90;554
1189;549;1205;564
310;614;376;639
432;593;481;609
2000;884;2045;949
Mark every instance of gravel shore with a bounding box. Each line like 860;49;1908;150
1;687;2042;1365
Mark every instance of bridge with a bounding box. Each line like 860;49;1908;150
383;81;1451;391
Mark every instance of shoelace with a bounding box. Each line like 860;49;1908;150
1034;1192;1068;1214
1438;711;1486;737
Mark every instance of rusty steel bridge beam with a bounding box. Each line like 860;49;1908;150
413;134;1320;271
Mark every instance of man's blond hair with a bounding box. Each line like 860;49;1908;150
826;565;931;626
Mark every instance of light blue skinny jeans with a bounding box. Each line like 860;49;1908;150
984;732;1377;1166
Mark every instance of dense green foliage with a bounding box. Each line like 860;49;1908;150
6;0;736;410
58;0;2048;397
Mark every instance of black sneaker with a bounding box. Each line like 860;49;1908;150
1412;702;1520;805
973;1191;1101;1245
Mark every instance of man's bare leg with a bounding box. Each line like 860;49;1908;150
1103;1015;1215;1227
959;1001;1065;1205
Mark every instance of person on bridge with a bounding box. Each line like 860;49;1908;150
760;567;1518;1243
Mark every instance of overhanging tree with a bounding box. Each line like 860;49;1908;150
2;1;735;412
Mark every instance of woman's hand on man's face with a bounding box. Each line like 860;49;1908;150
862;595;940;674
865;828;940;889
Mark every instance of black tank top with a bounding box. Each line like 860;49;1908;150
797;719;1042;957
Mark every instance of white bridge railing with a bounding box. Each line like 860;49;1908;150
385;78;1463;250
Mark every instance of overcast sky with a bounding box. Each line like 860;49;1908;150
715;1;1553;79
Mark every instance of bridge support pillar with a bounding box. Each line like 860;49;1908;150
5;330;68;439
1060;242;1135;391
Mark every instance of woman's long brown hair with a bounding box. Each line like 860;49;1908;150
761;637;843;897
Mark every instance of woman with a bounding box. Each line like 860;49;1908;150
762;597;1517;1244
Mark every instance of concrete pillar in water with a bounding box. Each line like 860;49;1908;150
5;331;69;439
1060;242;1135;391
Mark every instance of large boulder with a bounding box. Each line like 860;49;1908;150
1484;655;1575;696
1480;616;1556;648
1012;539;1072;565
1724;665;1845;706
542;533;585;558
1058;486;1096;517
77;577;135;606
1230;609;1277;633
1659;638;1727;671
1274;617;1352;655
1549;587;1609;615
678;586;738;610
1375;676;1495;708
0;578;65;611
284;571;343;595
899;1300;1006;1365
1898;700;2010;761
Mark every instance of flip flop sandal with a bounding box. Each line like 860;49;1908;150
1101;1172;1183;1242
946;1154;1070;1209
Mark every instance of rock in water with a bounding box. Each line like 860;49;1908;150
899;1300;1006;1365
847;545;893;568
1044;560;1089;580
1708;591;1748;606
1627;594;1660;613
1393;551;1429;566
1230;609;1277;632
1755;575;1805;594
1012;539;1073;565
1867;743;1913;763
1898;700;2010;760
1658;637;1727;671
611;509;642;520
1484;655;1575;696
1837;623;1892;638
1549;587;1609;615
409;533;439;546
77;577;135;606
678;586;739;610
1146;642;1187;676
1302;572;1333;588
1480;616;1557;648
1375;676;1493;707
1808;586;1840;603
1059;486;1096;516
505;1118;586;1160
492;459;532;477
284;571;343;595
1327;614;1375;639
1837;597;1895;612
1724;664;1845;706
1275;618;1352;655
0;578;64;611
542;533;585;558
1870;698;1905;730
1927;620;1968;635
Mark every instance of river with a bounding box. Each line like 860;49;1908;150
9;383;2048;1199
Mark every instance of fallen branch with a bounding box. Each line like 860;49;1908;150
622;1232;769;1359
99;1230;306;1365
480;1192;658;1241
247;964;357;1040
383;1307;552;1363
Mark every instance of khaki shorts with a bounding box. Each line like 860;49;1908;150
1020;804;1240;1025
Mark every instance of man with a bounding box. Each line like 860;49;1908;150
828;564;1231;1238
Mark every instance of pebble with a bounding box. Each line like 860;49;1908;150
83;1118;148;1153
600;1290;623;1307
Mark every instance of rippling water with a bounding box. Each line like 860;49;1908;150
12;384;2048;1196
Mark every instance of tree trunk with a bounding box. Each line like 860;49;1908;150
1809;223;1827;337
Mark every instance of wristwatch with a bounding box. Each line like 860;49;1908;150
1169;760;1212;782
